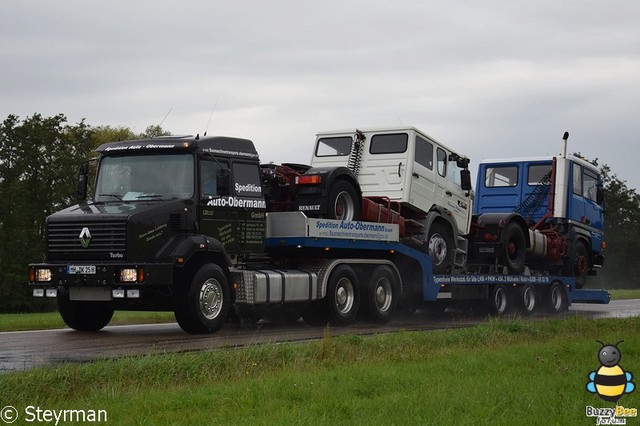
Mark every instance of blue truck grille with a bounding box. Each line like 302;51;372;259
47;220;127;260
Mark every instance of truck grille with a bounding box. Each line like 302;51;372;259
47;220;127;260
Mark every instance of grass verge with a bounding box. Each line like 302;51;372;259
0;311;175;332
1;316;638;425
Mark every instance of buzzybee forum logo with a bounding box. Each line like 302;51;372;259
585;340;637;424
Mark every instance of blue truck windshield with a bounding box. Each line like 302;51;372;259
95;153;194;202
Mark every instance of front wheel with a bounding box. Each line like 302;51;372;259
425;222;455;274
175;264;231;334
57;287;114;331
502;222;526;274
326;265;360;325
570;241;589;289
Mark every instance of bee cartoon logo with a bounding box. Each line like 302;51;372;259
586;340;635;403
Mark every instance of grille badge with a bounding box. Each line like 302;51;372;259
79;227;92;248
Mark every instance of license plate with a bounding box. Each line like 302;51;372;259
67;265;96;275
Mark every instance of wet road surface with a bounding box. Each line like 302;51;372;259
1;299;638;372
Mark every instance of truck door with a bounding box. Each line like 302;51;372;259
409;135;437;213
199;158;239;253
437;148;472;234
358;133;410;200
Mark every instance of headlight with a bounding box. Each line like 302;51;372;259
119;268;138;282
32;268;52;283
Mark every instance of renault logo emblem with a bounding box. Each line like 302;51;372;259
79;227;92;248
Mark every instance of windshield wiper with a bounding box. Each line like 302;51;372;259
135;194;165;199
97;193;123;200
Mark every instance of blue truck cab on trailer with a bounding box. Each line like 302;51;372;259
470;134;605;288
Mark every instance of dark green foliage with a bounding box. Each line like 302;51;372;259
0;114;169;312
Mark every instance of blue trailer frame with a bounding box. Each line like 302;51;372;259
265;235;610;306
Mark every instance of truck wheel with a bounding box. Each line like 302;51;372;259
326;265;360;325
175;264;231;334
327;180;360;221
57;287;114;331
502;222;526;274
516;285;537;315
425;222;455;274
570;241;589;289
362;265;397;323
545;282;568;314
488;285;511;316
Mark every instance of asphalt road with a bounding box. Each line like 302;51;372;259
1;299;639;373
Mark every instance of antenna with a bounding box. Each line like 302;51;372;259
155;107;173;138
204;96;220;137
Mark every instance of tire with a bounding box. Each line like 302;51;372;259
516;285;537;315
174;264;231;334
325;264;360;325
327;180;360;221
57;287;114;331
362;265;397;323
570;241;589;289
545;282;568;314
425;222;455;274
488;285;511;316
502;221;526;274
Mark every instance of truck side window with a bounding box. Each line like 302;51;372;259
200;160;226;196
584;169;598;202
415;136;433;170
572;164;582;196
316;137;352;157
436;148;447;177
528;165;552;185
485;166;518;187
233;163;263;197
370;133;408;154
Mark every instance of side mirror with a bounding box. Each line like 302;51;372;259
76;162;89;201
460;169;472;191
216;168;230;196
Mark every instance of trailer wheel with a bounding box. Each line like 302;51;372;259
570;241;589;289
57;287;114;331
327;180;360;221
362;265;397;323
488;285;511;316
175;263;231;334
516;285;537;315
326;264;360;325
545;282;568;314
426;222;455;274
502;222;526;274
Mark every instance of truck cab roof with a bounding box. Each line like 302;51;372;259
95;135;259;160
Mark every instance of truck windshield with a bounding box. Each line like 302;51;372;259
95;153;194;202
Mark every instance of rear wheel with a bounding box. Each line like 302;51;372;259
502;222;526;274
362;265;397;323
327;180;360;221
425;222;455;274
488;285;511;316
516;285;537;315
545;282;568;314
175;264;231;334
58;288;114;331
326;265;360;325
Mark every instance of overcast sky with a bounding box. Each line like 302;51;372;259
2;1;639;189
